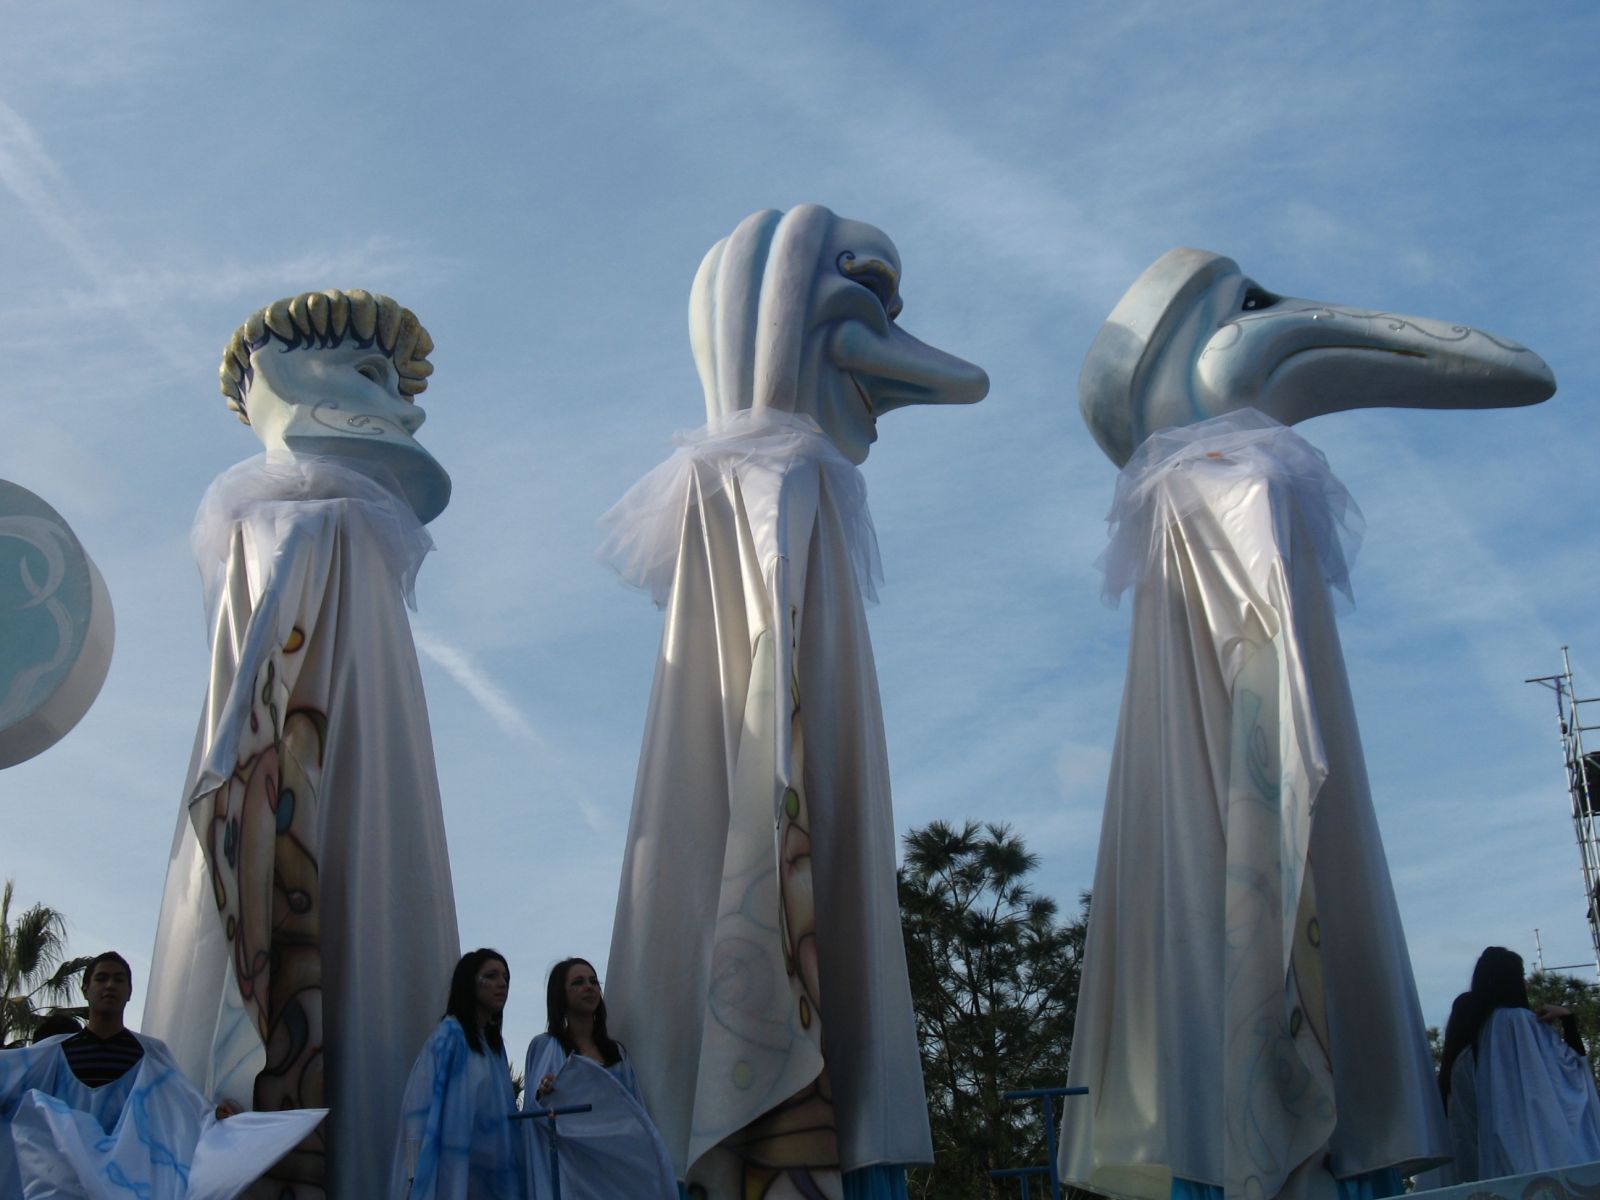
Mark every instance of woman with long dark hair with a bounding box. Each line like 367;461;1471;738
530;958;623;1096
390;949;526;1199
522;958;674;1198
1439;945;1600;1181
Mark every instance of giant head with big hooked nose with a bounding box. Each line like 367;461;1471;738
1080;247;1556;467
689;204;990;463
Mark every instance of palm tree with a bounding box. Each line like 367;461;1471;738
1;878;92;1046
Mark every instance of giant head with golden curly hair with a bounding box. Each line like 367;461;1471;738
218;289;450;522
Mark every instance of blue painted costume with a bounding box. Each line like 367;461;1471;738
0;1031;323;1199
390;1017;526;1200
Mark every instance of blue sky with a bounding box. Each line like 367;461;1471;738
2;1;1597;1064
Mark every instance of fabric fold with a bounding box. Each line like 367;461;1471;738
146;450;459;1196
603;415;929;1191
1061;409;1445;1200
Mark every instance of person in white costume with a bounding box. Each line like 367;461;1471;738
391;949;526;1200
144;289;460;1198
1;951;324;1198
1063;248;1558;1200
521;957;675;1199
601;204;988;1200
1438;947;1600;1182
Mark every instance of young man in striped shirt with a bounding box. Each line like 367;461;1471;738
59;951;240;1116
60;953;143;1088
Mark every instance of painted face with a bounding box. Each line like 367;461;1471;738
240;340;452;523
1080;247;1556;466
564;961;602;1017
475;958;510;1017
83;962;131;1018
1190;268;1554;425
690;206;988;466
245;341;427;444
803;217;988;464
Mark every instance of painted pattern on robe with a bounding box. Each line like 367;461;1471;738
1062;418;1445;1200
607;418;932;1196
694;602;844;1200
1223;628;1334;1200
191;609;328;1196
730;609;842;1199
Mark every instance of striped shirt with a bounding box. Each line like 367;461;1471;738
62;1028;144;1088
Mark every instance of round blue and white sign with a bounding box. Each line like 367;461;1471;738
0;479;114;768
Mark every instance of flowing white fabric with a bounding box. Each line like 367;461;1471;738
1060;410;1446;1200
145;452;460;1198
601;410;929;1183
599;409;881;608
0;1032;324;1199
389;1018;525;1200
1097;411;1364;609
191;452;434;624
1452;1008;1600;1180
521;1034;675;1199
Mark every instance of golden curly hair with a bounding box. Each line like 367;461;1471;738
218;289;434;424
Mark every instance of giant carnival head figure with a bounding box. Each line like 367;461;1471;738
1079;247;1556;466
690;204;989;463
219;289;450;522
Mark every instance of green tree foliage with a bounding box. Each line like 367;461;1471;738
1;879;91;1046
898;820;1087;1199
1528;969;1600;1089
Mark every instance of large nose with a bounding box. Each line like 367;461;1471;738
1199;298;1556;422
829;319;990;415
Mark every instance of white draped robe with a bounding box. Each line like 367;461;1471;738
601;412;930;1186
1449;1007;1600;1181
145;453;460;1198
1060;412;1447;1200
0;1031;324;1199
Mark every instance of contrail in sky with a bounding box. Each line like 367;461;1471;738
412;622;612;836
413;623;542;744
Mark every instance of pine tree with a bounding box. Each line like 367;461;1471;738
899;820;1086;1199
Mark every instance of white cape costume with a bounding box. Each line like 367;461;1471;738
1060;411;1446;1200
1449;1008;1600;1181
0;1032;324;1199
521;1034;675;1199
145;453;460;1198
601;410;930;1183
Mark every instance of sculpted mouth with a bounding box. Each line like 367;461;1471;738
848;373;876;422
1275;344;1428;368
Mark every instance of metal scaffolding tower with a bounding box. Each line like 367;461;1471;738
1527;648;1600;976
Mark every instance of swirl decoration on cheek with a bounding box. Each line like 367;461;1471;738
308;400;394;437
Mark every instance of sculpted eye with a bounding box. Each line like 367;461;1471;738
1241;285;1280;312
837;252;903;321
355;358;391;385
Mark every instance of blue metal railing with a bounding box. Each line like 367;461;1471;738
988;1085;1088;1200
510;1102;594;1200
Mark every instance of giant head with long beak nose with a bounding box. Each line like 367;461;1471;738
690;204;989;463
1080;247;1556;466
